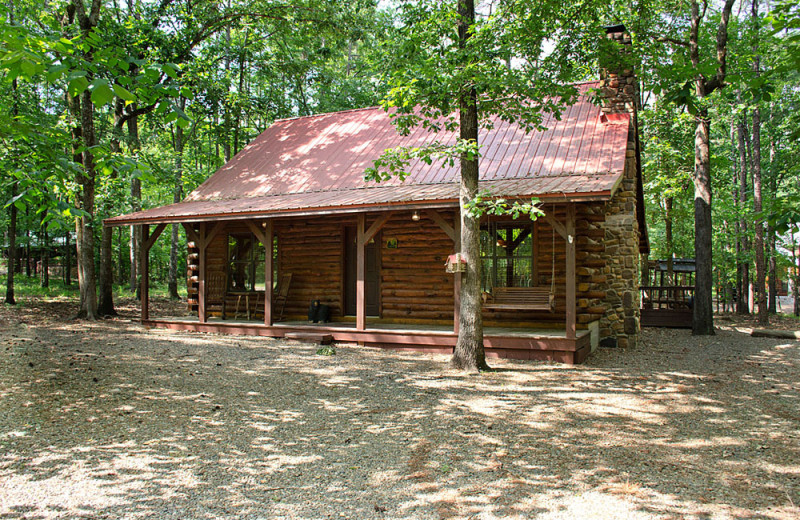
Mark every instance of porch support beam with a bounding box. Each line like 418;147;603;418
140;225;149;321
182;223;201;247
205;221;225;247
426;210;455;241
542;211;567;241
356;214;366;331
453;211;461;334
245;219;273;326
565;203;576;340
139;223;167;322
144;223;167;251
362;212;393;244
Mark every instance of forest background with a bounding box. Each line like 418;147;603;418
1;0;799;325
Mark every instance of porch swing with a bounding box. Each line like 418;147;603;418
482;217;556;313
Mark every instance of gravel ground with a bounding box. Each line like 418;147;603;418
1;297;799;520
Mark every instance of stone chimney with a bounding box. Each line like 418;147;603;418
599;24;639;115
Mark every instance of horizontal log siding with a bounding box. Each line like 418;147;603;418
204;231;228;317
186;207;612;332
381;214;454;323
275;218;343;320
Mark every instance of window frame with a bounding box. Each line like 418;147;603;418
227;233;265;292
479;221;537;292
226;232;277;293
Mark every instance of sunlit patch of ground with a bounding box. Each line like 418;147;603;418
0;298;798;519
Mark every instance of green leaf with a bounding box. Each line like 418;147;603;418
46;64;69;82
91;83;114;106
162;63;179;79
113;84;137;102
68;76;89;97
20;60;37;78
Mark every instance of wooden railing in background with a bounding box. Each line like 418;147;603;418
640;285;695;310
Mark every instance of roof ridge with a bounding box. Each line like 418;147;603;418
272;105;381;124
271;81;600;124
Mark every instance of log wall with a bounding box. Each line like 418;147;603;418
186;197;641;341
275;218;344;319
380;213;455;323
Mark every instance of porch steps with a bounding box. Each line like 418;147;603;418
284;332;334;345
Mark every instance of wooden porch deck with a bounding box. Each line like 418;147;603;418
142;317;594;364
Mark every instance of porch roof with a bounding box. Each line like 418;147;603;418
106;81;630;227
105;176;618;226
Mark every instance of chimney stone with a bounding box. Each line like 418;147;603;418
599;25;639;114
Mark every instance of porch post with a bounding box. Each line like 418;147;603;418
356;213;366;331
140;223;166;322
198;223;207;324
565;203;576;340
140;224;149;321
263;221;273;326
453;211;461;334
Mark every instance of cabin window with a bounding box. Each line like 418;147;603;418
228;234;264;291
227;233;276;292
479;222;535;292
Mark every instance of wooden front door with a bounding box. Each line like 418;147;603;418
344;226;380;316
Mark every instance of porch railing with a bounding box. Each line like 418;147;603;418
640;285;695;310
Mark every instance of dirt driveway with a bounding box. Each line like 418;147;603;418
1;299;799;519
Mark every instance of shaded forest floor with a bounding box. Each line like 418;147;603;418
1;295;799;519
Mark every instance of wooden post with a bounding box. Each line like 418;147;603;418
198;223;207;324
356;213;366;331
264;221;273;326
453;211;461;334
140;223;166;322
140;224;149;321
565;203;576;340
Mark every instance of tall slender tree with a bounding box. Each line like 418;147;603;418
367;0;604;370
688;0;736;335
750;0;768;325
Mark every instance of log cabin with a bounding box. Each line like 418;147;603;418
106;26;649;364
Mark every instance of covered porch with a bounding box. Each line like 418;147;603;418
141;316;593;364
120;200;596;364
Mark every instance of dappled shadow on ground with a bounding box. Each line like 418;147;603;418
0;300;798;519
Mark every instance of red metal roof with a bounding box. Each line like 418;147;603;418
107;81;630;226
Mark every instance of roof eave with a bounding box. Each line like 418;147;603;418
103;190;614;228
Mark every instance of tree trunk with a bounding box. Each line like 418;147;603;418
793;231;799;317
117;227;125;283
5;73;18;305
64;230;71;286
98;99;125;316
25;210;31;278
751;0;767;325
692;108;714;335
168;99;186;300
736;106;750;314
451;0;488;372
768;230;776;312
665;197;673;284
40;216;49;288
97;224;116;315
75;88;98;320
768;133;777;314
688;0;735;334
5;181;17;305
128;113;141;297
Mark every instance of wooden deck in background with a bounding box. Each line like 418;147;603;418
640;308;693;328
142;317;594;364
